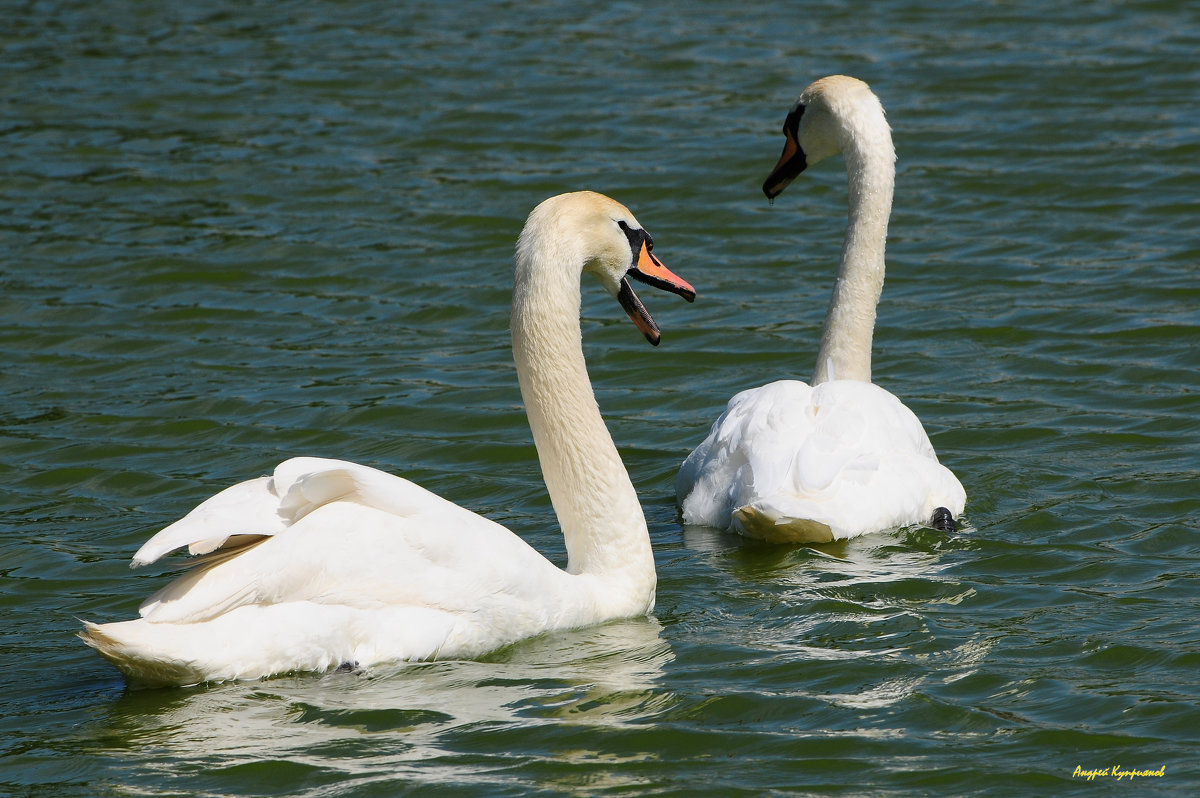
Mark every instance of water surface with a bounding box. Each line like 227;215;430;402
3;1;1198;795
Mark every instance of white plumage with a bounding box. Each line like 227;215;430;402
678;381;964;542
677;76;965;543
82;191;696;686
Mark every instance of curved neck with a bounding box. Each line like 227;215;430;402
811;126;895;385
510;244;654;587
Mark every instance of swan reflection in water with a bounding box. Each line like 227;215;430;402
679;521;991;711
90;617;673;788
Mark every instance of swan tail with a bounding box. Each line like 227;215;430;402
79;609;355;687
79;620;211;687
731;505;835;544
81;604;464;686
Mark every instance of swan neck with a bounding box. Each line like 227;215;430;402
510;243;655;588
812;129;894;385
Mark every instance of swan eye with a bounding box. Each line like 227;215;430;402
617;219;653;260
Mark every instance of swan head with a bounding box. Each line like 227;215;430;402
762;75;887;199
517;191;696;346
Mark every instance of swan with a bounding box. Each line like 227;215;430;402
676;75;964;543
81;191;696;686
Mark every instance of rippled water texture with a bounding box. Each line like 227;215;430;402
3;1;1199;795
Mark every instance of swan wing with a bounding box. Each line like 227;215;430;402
677;380;817;529
89;490;565;682
131;456;471;566
130;476;283;567
133;457;565;625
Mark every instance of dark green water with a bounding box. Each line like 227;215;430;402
3;1;1198;795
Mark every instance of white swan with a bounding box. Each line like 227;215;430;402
81;191;696;686
676;75;964;543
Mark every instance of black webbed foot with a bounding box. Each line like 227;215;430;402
930;507;957;532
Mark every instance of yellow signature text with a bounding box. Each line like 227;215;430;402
1072;765;1166;781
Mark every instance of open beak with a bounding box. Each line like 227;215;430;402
617;241;696;346
762;131;808;200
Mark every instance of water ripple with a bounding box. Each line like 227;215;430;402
4;0;1200;795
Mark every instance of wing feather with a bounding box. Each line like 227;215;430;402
678;379;965;538
131;457;565;626
131;476;285;567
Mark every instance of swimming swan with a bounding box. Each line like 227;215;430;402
82;191;696;686
676;75;964;543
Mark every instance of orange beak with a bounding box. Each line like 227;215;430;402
632;242;695;301
618;242;696;346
